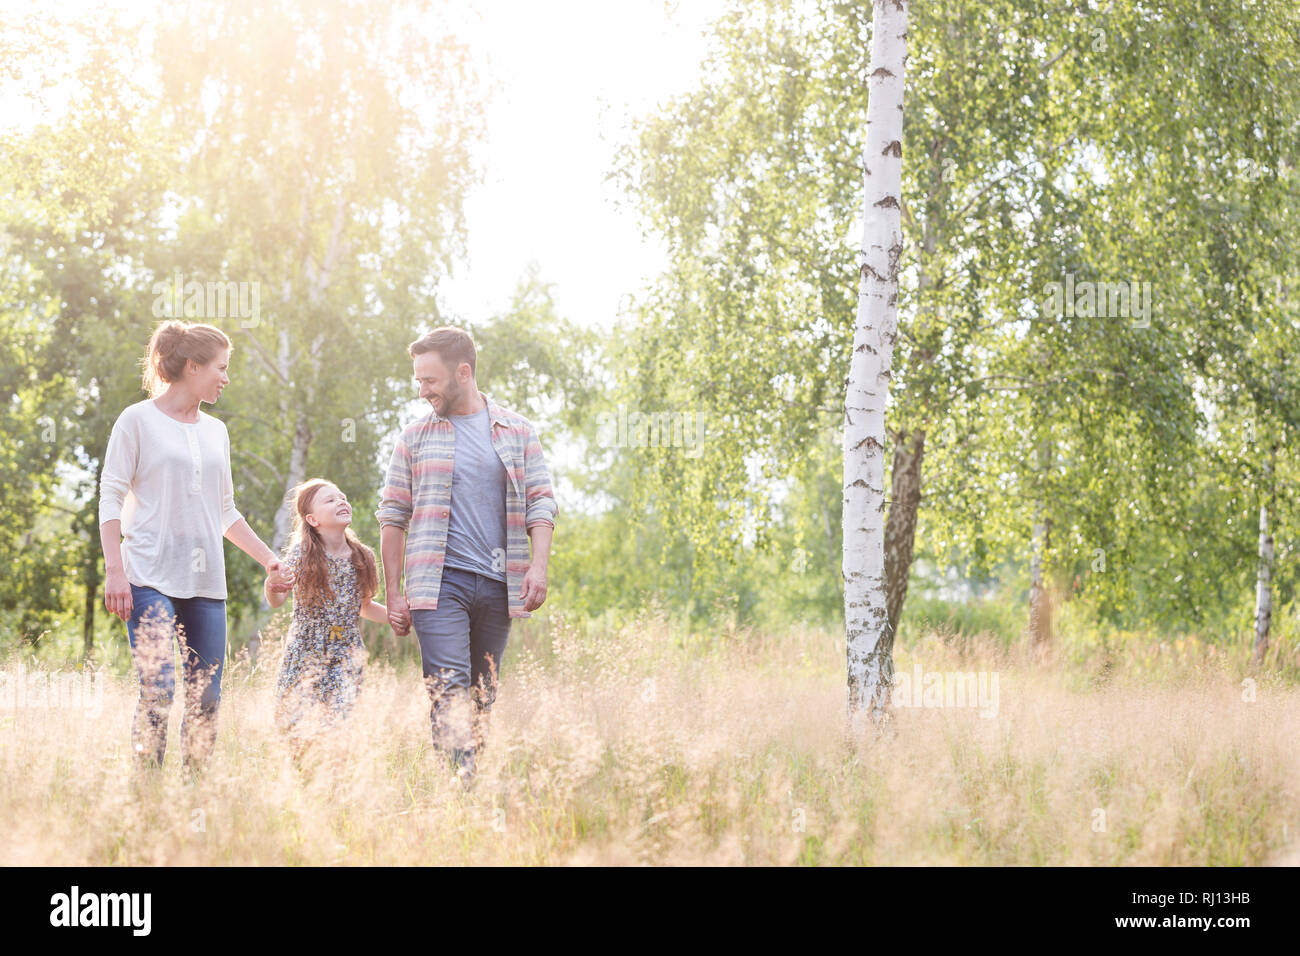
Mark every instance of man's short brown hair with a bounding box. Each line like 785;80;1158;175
409;327;477;376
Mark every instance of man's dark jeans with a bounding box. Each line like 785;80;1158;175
411;567;512;773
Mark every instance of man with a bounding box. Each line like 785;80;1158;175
376;327;557;784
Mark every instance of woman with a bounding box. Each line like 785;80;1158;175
99;319;292;772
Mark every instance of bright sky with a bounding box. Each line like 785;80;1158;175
1;0;728;333
2;0;732;509
438;0;727;332
417;0;732;508
424;0;731;507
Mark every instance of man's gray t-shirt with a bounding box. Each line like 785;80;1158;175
443;406;509;583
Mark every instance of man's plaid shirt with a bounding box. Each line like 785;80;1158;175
375;391;558;618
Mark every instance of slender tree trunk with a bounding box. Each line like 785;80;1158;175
261;324;320;660
273;411;313;552
269;235;335;553
844;0;909;733
884;427;925;638
1029;512;1052;647
881;237;935;645
82;548;98;660
257;407;311;665
1029;437;1052;648
82;460;103;661
1253;443;1277;666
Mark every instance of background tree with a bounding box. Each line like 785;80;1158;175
0;17;176;656
615;0;1300;660
0;0;487;657
843;0;909;728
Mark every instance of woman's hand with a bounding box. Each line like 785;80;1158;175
265;559;295;593
104;566;133;622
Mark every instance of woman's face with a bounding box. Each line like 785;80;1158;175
193;349;231;405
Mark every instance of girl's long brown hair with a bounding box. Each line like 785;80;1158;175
287;478;379;608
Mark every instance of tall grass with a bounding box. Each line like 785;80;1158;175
1;607;1296;865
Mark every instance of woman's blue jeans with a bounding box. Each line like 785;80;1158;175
126;584;227;770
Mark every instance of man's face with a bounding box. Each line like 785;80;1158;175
414;351;463;416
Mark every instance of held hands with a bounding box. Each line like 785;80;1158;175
387;593;411;636
520;564;548;613
265;558;295;593
382;564;547;634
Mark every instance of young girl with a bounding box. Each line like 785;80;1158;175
265;478;388;756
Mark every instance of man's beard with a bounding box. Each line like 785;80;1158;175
441;379;463;413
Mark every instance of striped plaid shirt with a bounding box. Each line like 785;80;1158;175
375;391;558;618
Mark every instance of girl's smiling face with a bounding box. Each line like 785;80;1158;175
305;483;352;532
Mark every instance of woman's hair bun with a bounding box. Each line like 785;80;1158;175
139;319;233;397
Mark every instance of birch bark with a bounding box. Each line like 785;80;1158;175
844;0;909;731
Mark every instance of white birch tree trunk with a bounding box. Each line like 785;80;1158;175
844;0;909;733
1253;443;1276;665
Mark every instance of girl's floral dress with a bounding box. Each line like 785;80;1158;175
274;542;367;741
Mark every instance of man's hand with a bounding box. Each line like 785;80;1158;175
388;593;411;636
520;565;548;613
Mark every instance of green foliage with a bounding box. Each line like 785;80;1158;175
2;0;1299;661
900;594;1027;650
468;264;604;437
0;0;486;655
611;0;1300;645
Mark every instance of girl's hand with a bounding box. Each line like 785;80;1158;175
360;598;389;625
265;560;296;593
104;566;132;622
